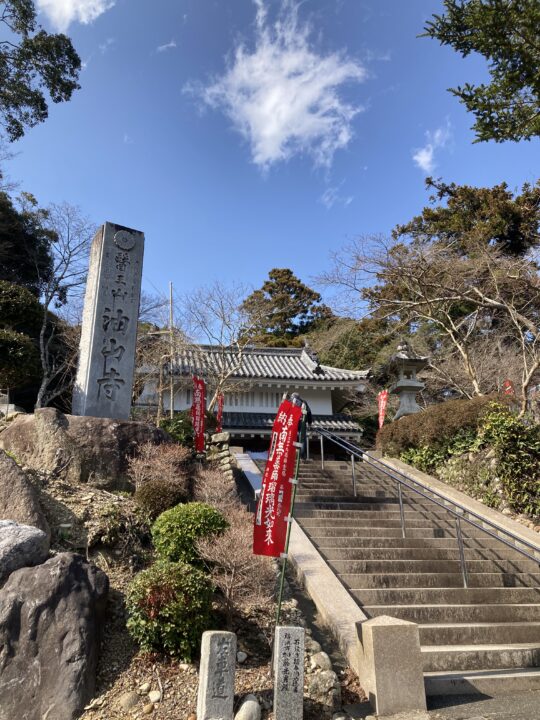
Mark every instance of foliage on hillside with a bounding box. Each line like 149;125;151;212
379;398;539;518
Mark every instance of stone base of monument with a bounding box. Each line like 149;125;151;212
356;615;427;716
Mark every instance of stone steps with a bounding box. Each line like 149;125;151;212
292;458;540;695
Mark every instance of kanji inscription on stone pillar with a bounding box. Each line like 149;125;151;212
72;222;144;420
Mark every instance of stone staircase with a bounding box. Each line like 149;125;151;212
293;459;540;696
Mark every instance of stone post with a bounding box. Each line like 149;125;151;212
356;615;426;716
197;630;237;720
274;625;304;720
72;222;144;420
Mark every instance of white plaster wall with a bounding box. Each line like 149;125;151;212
168;384;333;414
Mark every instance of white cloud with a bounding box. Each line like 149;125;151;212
36;0;115;32
412;121;452;173
192;0;366;170
320;184;353;209
99;37;115;54
123;133;134;145
157;40;177;53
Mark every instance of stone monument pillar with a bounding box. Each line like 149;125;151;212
72;222;144;420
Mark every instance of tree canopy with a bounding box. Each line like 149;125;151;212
0;190;55;295
423;0;540;142
241;268;333;346
325;178;540;414
394;177;540;257
0;0;81;141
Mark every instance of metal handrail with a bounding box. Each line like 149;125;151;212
313;428;540;585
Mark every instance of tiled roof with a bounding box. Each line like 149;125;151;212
171;346;369;384
223;412;362;435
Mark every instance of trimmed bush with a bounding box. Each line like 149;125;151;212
377;393;513;456
134;479;188;520
152;501;228;565
126;560;213;658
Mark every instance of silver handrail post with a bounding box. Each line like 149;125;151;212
455;515;469;588
351;453;357;497
398;483;406;538
306;433;310;461
320;434;324;471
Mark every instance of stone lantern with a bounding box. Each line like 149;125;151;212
387;341;428;421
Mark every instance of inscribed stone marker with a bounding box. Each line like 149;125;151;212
197;630;237;720
274;625;304;719
72;222;144;420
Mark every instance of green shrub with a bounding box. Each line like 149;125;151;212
134;480;188;520
160;411;194;447
0;329;40;388
160;409;217;448
400;427;478;474
126;560;213;658
0;281;43;336
480;404;540;517
152;502;228;565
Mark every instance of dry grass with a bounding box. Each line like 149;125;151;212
197;506;276;627
127;443;193;491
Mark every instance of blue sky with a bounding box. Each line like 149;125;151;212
6;0;540;309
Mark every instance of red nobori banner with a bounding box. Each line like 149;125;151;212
191;376;206;452
377;389;389;429
253;399;303;557
216;392;224;433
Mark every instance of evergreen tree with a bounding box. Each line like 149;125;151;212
423;0;540;142
241;268;333;345
0;0;81;141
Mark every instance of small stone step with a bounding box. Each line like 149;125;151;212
363;603;540;623
421;642;540;672
349;586;540;605
424;667;540;696
419;621;540;645
318;547;533;563
299;517;490;531
338;571;540;589
311;536;513;549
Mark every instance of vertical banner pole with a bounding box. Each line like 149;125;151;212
275;404;307;627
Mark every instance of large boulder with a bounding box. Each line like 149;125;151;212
0;408;169;490
0;451;50;538
0;552;108;720
0;520;49;584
